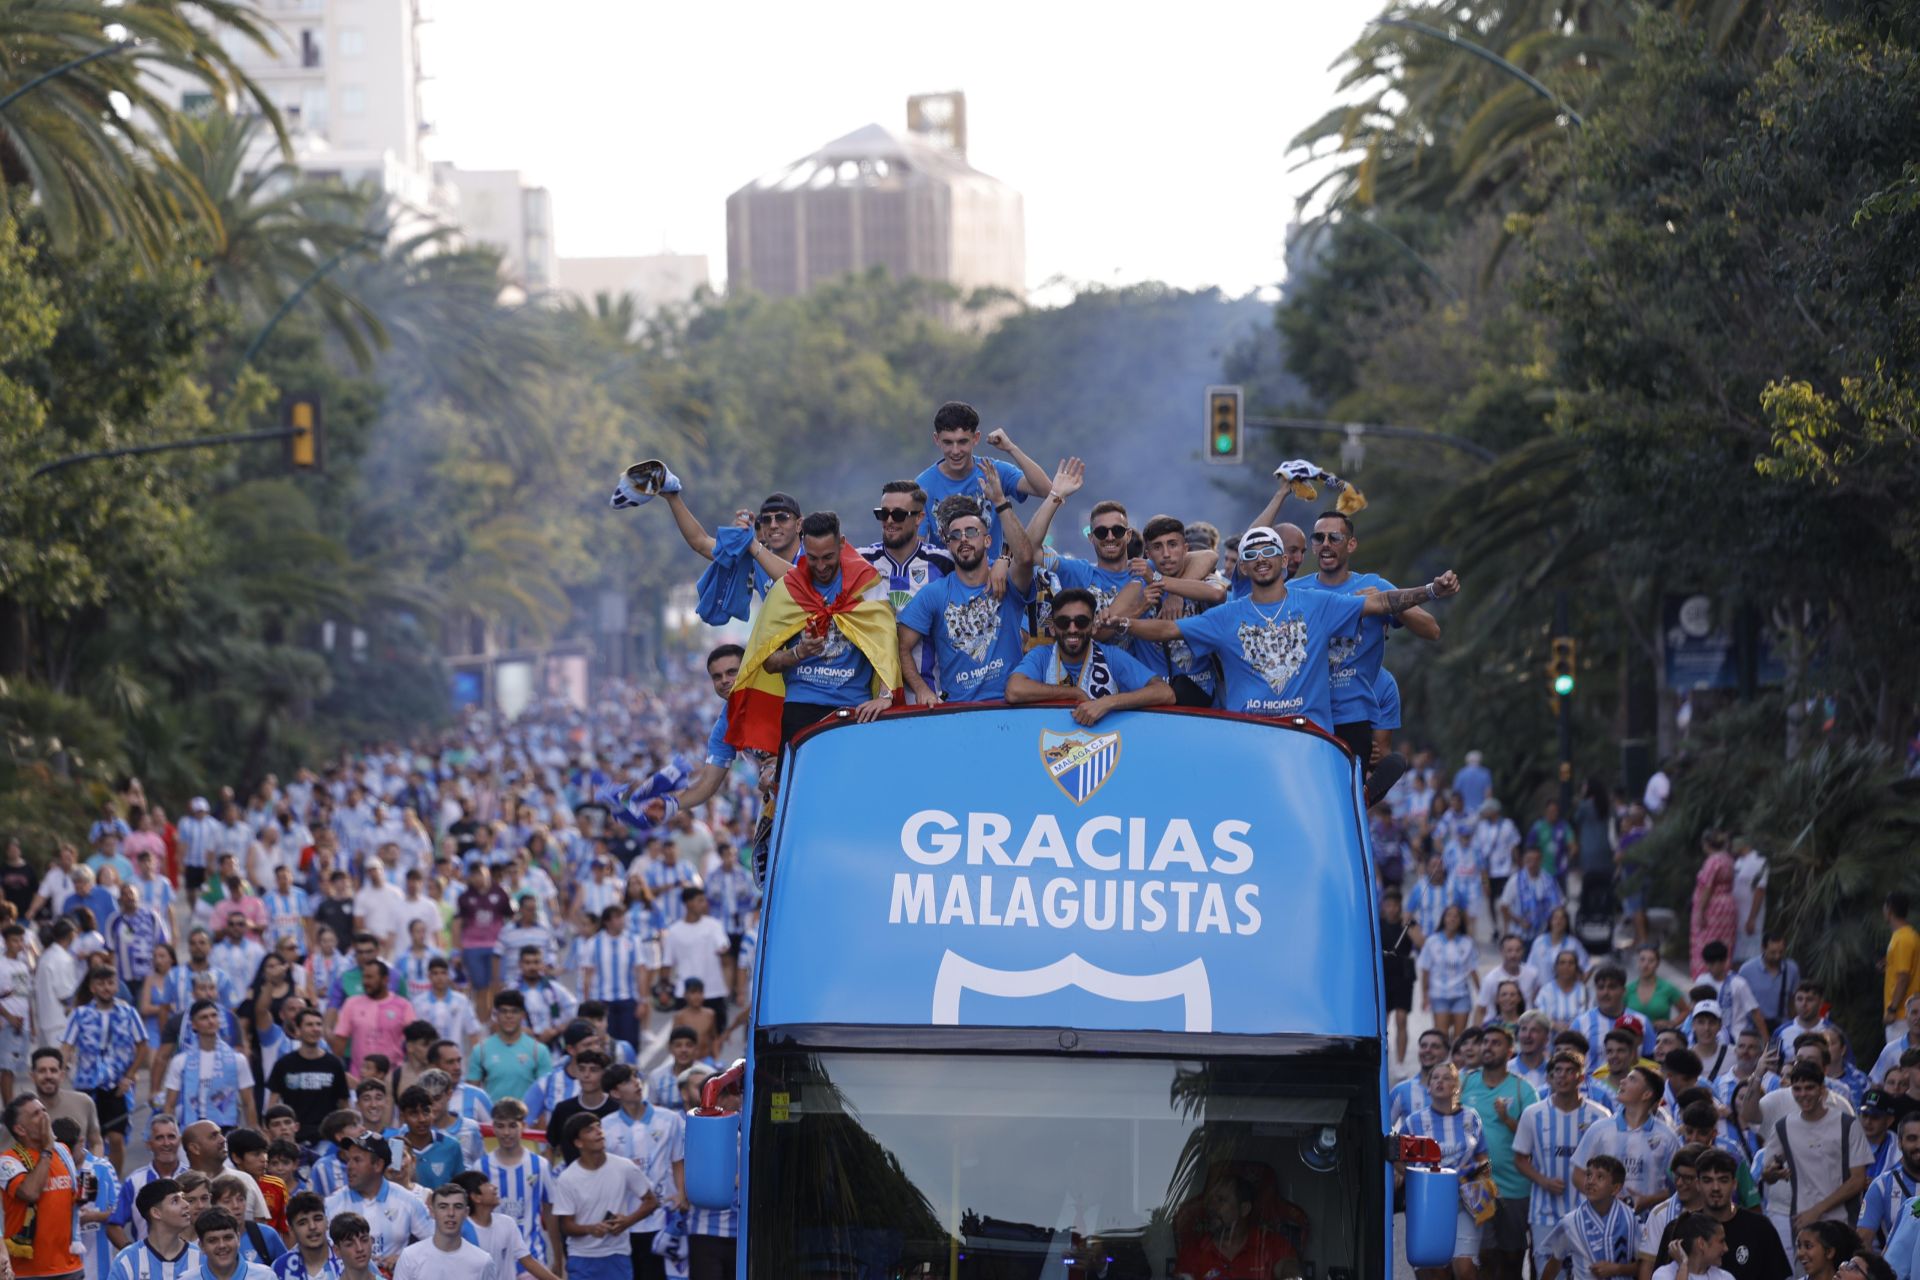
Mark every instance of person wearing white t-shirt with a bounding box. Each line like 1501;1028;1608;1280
658;889;729;1005
1649;1212;1734;1280
1755;1063;1869;1255
351;864;405;956
550;1115;657;1280
446;1171;560;1280
392;1184;493;1280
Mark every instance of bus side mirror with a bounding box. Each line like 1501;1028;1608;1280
686;1059;747;1211
1397;1135;1459;1270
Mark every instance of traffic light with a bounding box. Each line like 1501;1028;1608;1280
284;392;323;471
1549;636;1577;697
1204;385;1243;464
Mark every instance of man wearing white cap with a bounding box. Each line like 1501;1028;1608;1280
176;799;222;898
1115;526;1459;731
1688;1001;1736;1082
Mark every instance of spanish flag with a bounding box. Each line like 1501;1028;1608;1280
724;540;903;753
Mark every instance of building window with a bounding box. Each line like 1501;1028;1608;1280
181;91;213;115
340;86;365;116
338;27;364;56
299;28;322;68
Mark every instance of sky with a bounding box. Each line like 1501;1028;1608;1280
421;0;1372;299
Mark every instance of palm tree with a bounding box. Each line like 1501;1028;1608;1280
0;0;285;261
164;108;384;366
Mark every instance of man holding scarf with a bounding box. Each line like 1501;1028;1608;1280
1006;588;1174;724
726;511;903;752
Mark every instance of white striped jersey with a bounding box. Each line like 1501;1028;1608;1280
1538;1199;1638;1280
264;889;310;953
605;1104;685;1234
582;933;646;1001
452;1082;494;1127
578;879;621;920
1417;933;1478;1000
112;1164;177;1242
416;988;481;1046
648;1060;687;1111
1570;1112;1683;1207
1387;1076;1432;1131
1397;1105;1487;1172
1511;1097;1612;1229
107;1241;202;1280
81;1150;122;1280
1538;981;1592;1026
1568;1008;1653;1072
685;1201;738;1240
176;816;221;869
1640;1195;1684;1259
478;1150;554;1264
1861;1164;1920;1244
641;859;699;926
397;946;443;992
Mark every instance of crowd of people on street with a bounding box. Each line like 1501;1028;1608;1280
1379;742;1920;1280
1;399;1908;1280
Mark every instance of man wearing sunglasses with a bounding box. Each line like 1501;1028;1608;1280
897;458;1078;703
1007;589;1173;725
914;401;1053;559
1113;526;1459;731
859;481;955;700
1040;499;1146;636
1296;510;1441;769
658;483;805;599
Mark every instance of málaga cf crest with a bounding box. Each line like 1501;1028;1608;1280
1039;729;1121;805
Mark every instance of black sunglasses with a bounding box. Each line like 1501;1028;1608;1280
1052;614;1094;631
757;511;796;527
873;507;918;523
1090;524;1129;541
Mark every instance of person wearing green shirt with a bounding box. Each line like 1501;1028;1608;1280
1462;1023;1542;1280
1626;944;1693;1030
468;991;552;1103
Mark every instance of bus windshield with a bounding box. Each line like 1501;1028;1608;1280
748;1047;1381;1279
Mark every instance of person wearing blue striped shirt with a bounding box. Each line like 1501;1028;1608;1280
262;870;311;959
177;801;221;896
107;1177;201;1280
1860;1113;1920;1250
1391;1031;1451;1130
64;965;148;1170
270;1192;341;1280
579;907;647;1052
111;1115;186;1246
1397;1061;1489;1275
1516;1051;1615;1274
1538;1155;1639;1280
477;1098;556;1269
639;845;699;932
105;884;169;994
1572;1067;1684;1215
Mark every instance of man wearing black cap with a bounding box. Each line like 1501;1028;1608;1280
658;482;805;596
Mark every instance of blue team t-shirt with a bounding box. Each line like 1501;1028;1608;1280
1049;555;1137;612
897;573;1033;701
1294;571;1398;726
780;571;876;707
915;459;1029;558
752;548;802;599
1374;669;1402;731
704;710;735;768
1013;643;1159;694
1174;589;1367;727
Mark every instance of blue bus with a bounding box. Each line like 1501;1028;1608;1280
687;704;1454;1278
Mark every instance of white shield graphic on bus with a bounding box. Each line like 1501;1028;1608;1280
1039;730;1121;805
931;951;1213;1032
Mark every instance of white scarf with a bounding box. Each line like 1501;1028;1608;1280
1044;642;1118;698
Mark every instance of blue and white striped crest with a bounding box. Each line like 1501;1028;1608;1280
1039;729;1121;804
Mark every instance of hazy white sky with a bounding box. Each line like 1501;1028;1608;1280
422;0;1372;297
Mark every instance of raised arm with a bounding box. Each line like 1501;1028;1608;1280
986;428;1052;499
661;492;725;562
1361;572;1460;617
979;462;1036;592
676;764;731;812
1021;457;1083;550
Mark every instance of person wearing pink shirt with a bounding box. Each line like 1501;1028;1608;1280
330;959;416;1077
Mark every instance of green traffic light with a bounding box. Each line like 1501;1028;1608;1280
1214;432;1235;453
1553;673;1575;696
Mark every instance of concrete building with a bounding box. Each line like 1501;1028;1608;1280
437;165;557;291
725;92;1025;310
555;254;711;321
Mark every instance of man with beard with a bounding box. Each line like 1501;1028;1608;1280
859;480;954;700
1006;589;1173;724
1295;510;1442;766
754;512;897;739
1042;498;1147;629
1116;526;1459;731
898;458;1077;704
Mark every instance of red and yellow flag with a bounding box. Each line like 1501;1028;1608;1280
724;541;902;753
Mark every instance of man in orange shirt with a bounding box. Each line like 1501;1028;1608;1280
1175;1175;1302;1280
0;1093;83;1280
1885;891;1919;1037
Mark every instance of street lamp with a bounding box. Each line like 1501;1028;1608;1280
0;39;143;115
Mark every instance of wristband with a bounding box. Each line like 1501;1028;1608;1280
994;500;1012;512
1426;582;1439;601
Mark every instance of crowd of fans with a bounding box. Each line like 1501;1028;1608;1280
1379;748;1920;1280
2;400;1907;1280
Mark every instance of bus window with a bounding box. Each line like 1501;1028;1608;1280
748;1048;1382;1279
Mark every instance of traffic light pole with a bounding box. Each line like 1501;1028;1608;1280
1554;588;1574;814
28;426;302;480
